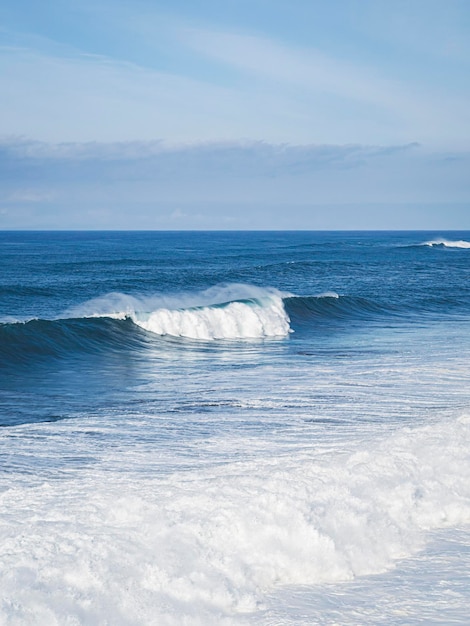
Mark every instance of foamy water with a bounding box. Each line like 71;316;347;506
1;413;469;625
132;297;290;339
422;238;470;249
63;285;292;339
1;231;470;625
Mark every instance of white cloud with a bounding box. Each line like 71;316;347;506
0;46;255;143
0;34;466;149
180;26;470;149
1;0;470;151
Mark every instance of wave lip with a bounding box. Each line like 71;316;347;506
422;238;470;249
132;296;291;340
64;284;292;341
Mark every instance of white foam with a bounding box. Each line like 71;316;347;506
132;298;290;340
422;238;470;249
64;284;292;340
314;291;339;298
1;415;469;624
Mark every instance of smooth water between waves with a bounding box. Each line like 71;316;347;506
1;231;470;625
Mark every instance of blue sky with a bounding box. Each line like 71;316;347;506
1;0;469;229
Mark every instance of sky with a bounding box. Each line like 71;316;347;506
0;0;469;229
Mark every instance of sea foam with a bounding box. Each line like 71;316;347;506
1;415;469;625
65;284;292;340
422;238;470;249
131;298;289;340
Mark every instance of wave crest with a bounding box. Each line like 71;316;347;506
132;298;290;340
422;238;470;249
66;284;292;340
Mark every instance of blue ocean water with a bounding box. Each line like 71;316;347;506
1;230;470;625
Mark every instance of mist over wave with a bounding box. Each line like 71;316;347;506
65;284;291;318
66;284;292;340
61;286;396;333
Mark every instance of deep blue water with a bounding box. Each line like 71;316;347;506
1;231;470;429
1;231;470;625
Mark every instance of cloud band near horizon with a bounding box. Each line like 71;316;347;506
0;138;468;230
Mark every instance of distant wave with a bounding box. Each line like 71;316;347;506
399;238;470;250
421;238;470;249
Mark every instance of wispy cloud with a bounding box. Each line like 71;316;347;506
1;1;469;149
0;137;419;180
179;26;470;149
0;45;252;143
183;28;403;106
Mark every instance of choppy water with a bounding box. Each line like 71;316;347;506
1;231;469;625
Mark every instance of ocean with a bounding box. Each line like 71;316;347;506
1;230;469;625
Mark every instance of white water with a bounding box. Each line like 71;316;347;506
64;284;292;339
422;238;470;249
1;413;469;625
132;297;290;339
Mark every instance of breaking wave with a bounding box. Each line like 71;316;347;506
421;238;470;249
0;286;291;366
67;284;291;340
1;283;467;366
131;298;289;340
66;287;397;336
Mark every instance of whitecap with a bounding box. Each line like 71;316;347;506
422;238;470;249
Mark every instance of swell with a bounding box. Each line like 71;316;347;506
0;316;148;366
0;288;290;366
287;290;470;326
285;294;394;325
1;288;468;365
